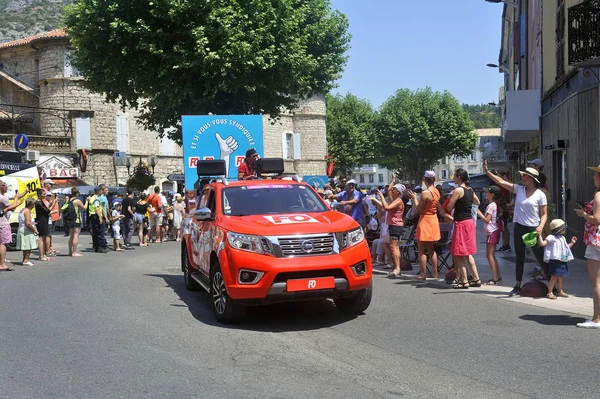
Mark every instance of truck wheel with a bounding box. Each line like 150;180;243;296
334;281;373;314
210;262;245;323
182;243;199;291
7;223;18;251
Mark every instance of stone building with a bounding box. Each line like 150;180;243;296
433;128;501;181
0;29;327;191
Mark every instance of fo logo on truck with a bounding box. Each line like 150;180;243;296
235;156;246;167
264;214;319;224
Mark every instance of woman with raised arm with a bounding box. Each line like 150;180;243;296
372;179;406;278
484;159;548;296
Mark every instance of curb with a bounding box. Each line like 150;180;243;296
372;266;592;317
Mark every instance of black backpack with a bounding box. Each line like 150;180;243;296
62;200;77;223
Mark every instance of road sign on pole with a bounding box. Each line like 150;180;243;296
167;173;185;182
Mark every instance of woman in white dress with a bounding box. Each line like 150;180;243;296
172;194;185;241
17;198;39;266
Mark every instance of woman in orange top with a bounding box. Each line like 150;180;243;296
408;171;441;280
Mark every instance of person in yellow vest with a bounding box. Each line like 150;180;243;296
88;186;108;253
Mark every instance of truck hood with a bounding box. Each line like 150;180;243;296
218;211;359;236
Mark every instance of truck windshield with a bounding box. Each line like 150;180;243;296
222;184;328;216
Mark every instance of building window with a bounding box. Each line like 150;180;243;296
441;170;448;179
75;117;91;150
34;59;39;85
470;152;477;162
359;175;364;183
64;52;80;78
160;136;176;155
286;133;293;159
378;173;384;183
116;115;128;153
468;165;477;172
281;132;301;160
443;157;448;164
369;174;374;183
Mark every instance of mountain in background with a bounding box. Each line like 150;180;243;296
462;103;502;129
0;0;72;43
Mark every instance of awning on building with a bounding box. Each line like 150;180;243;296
50;178;90;188
0;69;38;95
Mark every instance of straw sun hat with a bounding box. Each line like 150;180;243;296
518;167;540;184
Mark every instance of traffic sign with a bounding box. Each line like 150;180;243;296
15;133;29;150
167;173;185;182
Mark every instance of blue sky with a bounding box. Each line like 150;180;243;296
329;0;505;108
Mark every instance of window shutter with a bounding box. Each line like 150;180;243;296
116;115;128;153
281;132;288;159
75;117;91;149
64;53;72;78
293;133;301;160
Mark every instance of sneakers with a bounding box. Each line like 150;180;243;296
123;244;135;250
497;245;511;253
576;320;600;329
508;285;521;296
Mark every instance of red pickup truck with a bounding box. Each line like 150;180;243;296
181;159;373;323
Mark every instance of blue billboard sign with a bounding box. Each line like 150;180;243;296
181;115;263;189
303;175;329;190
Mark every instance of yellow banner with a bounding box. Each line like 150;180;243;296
1;166;41;224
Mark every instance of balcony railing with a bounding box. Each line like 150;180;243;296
480;147;509;164
0;134;73;153
569;0;600;68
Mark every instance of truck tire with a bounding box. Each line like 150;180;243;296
7;223;18;251
334;281;373;314
210;262;245;323
182;243;199;291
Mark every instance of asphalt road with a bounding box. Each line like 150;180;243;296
0;235;598;399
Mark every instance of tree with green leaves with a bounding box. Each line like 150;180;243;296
64;0;350;142
376;88;477;183
326;93;376;176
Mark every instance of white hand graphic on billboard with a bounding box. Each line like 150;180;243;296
215;132;239;176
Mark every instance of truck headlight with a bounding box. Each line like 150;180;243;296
227;232;264;254
346;227;365;248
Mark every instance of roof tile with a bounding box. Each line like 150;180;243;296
0;29;67;50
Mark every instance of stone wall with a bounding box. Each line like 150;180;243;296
0;39;68;87
262;94;327;177
85;152;185;190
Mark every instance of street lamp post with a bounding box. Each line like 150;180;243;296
126;156;158;177
486;63;509;73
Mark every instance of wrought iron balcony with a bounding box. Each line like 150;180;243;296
0;134;73;153
480;147;510;164
569;0;600;68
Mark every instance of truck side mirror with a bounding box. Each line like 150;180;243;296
194;207;212;221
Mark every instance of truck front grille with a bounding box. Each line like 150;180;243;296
278;234;334;257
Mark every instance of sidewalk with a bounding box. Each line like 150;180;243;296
373;222;594;317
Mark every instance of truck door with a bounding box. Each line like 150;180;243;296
198;189;216;276
191;188;210;266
